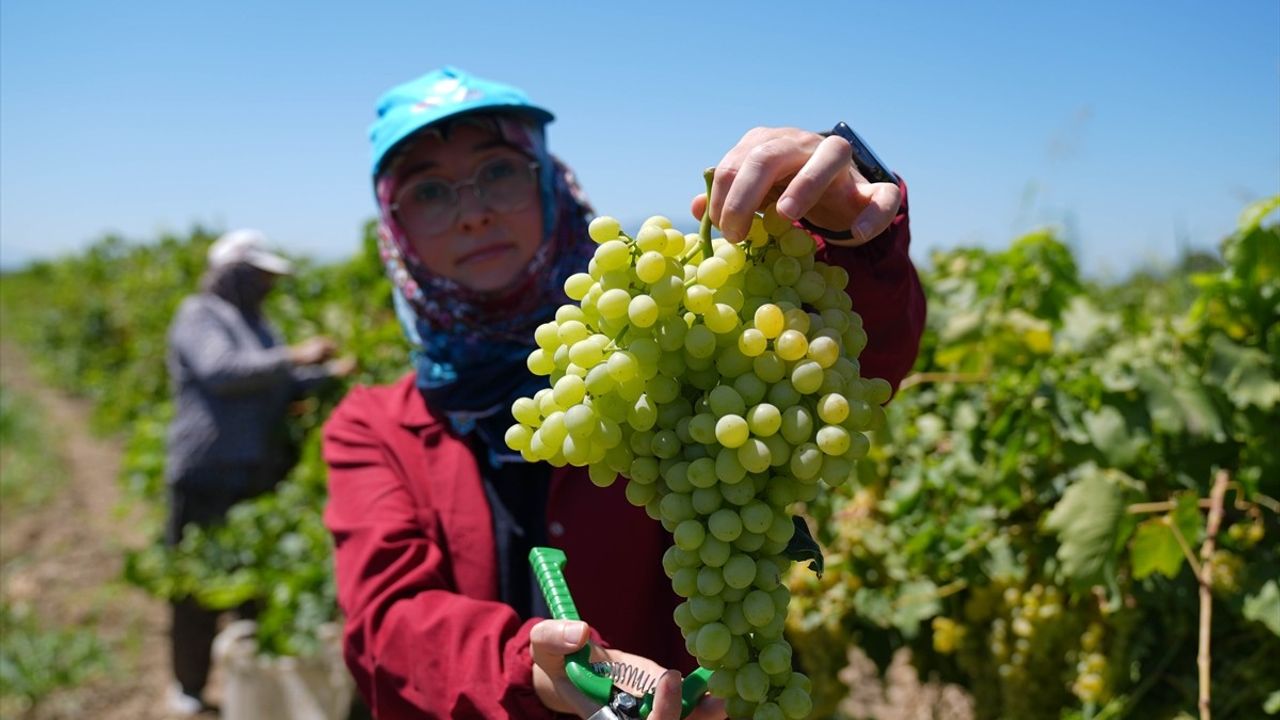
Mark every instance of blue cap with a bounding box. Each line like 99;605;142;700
369;66;554;177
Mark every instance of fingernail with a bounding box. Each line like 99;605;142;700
854;220;874;244
776;197;799;220
562;621;587;644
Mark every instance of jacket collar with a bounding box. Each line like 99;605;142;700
388;372;442;432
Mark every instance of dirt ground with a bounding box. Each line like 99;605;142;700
0;343;193;720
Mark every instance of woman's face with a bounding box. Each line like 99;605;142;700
388;123;544;293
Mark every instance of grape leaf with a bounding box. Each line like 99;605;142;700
1244;580;1280;637
892;579;941;638
785;515;824;578
1083;406;1144;466
1130;518;1185;579
1045;468;1125;585
1137;366;1223;439
1057;297;1118;354
1207;334;1280;411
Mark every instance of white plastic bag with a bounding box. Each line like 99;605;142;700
213;620;354;720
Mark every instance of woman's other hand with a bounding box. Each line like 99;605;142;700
530;619;725;719
691;126;901;247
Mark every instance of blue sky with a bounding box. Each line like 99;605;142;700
2;1;1277;277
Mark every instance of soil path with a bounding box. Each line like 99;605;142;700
1;342;179;720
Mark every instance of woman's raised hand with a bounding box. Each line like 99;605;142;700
691;126;901;247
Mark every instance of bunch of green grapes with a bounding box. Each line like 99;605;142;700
953;582;1084;720
505;200;888;719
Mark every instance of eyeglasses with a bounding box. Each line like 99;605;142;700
391;156;541;236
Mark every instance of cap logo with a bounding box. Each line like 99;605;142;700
411;78;486;114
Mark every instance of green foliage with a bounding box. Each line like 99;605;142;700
0;383;65;511
0;603;109;714
791;196;1280;719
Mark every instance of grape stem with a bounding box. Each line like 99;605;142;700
897;370;992;392
1197;469;1229;720
699;168;715;260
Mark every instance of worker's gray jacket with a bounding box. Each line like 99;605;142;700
165;293;328;484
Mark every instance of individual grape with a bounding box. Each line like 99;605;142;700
636;224;667;252
737;439;772;474
781;445;817;482
757;643;792;675
704;303;741;334
794;270;826;303
690;594;725;623
674;519;706;551
778;228;815;257
754;304;785;338
790;360;824;394
699;536;731;567
733;374;768;406
707;508;744;543
526;348;555;376
715;415;750;448
773;330;808;361
505;424;532;451
815;425;851;456
723;554;757;590
745;403;781;437
594;239;630;271
560;272;591;300
737;328;768;357
697;565;726;596
720;476;756;506
685;324;717;358
752;352;786;384
686;283;715;313
806;335;840;368
584;364;617;396
779;406;814;445
696;622;733;663
663;228;688;257
697;257;731;288
597;288;631;320
624;479;657;507
564;404;596;437
587;462;617;488
650;273;685;307
735;664;768;703
740;501;773;534
511;397;540;426
628;294;659;328
588;216;621;243
771;255;802;286
777;686;812;719
691;486;723;515
552;371;586;407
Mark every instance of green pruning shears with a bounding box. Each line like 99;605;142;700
529;547;713;720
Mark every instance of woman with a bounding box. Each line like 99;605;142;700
323;66;925;719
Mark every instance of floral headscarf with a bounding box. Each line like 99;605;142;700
374;113;595;464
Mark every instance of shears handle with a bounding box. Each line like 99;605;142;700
529;547;712;719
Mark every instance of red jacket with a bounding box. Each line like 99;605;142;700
323;182;924;719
